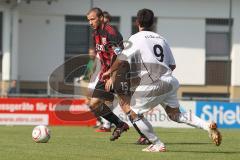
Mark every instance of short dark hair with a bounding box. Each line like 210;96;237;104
136;9;154;30
103;11;111;22
87;7;103;18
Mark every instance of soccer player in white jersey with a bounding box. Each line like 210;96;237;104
103;8;222;152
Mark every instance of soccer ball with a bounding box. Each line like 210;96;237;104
32;125;51;143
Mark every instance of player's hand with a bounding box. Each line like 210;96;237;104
102;70;111;80
105;79;113;92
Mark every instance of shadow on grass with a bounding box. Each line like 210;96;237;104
123;142;211;145
116;141;240;154
168;150;240;154
165;142;211;145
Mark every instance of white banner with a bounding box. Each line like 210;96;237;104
0;114;49;125
114;101;196;128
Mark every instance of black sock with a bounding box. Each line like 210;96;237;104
90;103;124;128
102;112;124;128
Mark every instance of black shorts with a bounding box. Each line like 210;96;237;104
92;62;131;101
92;79;131;101
113;61;131;95
92;81;115;101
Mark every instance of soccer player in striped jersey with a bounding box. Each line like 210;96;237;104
95;11;114;133
86;7;129;140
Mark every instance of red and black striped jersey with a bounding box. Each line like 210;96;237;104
93;23;123;81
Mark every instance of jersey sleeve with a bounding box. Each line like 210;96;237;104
107;26;124;49
118;36;137;61
163;40;175;66
165;42;175;65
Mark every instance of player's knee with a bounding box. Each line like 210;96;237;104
118;95;131;114
88;98;102;109
121;105;131;114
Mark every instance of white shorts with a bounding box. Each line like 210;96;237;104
130;75;180;115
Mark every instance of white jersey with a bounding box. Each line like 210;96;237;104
119;31;175;84
118;31;179;114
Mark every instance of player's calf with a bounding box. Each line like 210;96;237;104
165;106;181;122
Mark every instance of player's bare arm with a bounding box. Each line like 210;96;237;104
102;58;123;80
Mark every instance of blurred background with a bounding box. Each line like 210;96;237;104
0;0;239;101
0;0;239;128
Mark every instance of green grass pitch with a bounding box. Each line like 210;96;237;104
0;126;239;160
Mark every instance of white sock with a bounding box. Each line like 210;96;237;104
178;111;210;132
134;117;164;145
101;117;111;129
